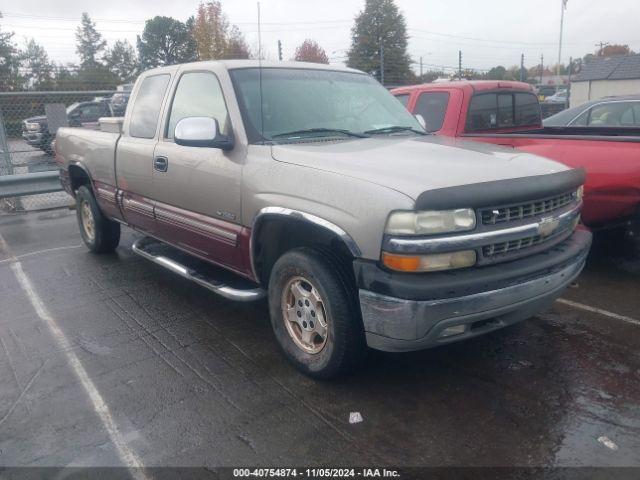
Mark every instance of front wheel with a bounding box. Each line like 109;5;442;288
76;185;120;253
268;247;366;379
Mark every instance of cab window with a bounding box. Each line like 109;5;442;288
394;94;410;108
167;71;229;139
414;92;449;132
129;74;171;139
466;92;541;131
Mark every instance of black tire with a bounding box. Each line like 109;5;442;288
75;185;120;253
268;247;366;379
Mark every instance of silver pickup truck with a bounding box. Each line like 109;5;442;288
55;60;592;378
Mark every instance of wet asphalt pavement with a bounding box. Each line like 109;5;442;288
0;209;639;470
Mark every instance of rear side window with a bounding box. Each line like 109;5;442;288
414;92;449;132
466;92;541;131
129;74;171;139
166;71;229;139
394;94;410;107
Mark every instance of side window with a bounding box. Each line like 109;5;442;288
514;93;541;126
394;94;410;108
588;103;622;126
570;108;589;126
167;71;229;139
414;92;449;132
466;93;497;131
620;104;640;126
497;93;514;127
129;74;171;139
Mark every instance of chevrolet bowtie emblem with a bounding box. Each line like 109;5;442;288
538;216;560;237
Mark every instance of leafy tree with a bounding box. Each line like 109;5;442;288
22;38;55;90
193;1;228;60
104;40;138;82
597;44;635;57
76;12;106;68
418;70;445;83
225;25;250;59
347;0;412;85
485;65;507;80
137;16;197;68
0;14;22;91
294;39;329;64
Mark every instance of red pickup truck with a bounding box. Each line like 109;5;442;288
392;81;640;249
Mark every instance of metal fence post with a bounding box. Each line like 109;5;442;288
0;108;13;176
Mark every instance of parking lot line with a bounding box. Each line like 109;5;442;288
557;298;640;327
0;244;83;265
0;233;148;476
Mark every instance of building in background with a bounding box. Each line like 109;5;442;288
570;54;640;107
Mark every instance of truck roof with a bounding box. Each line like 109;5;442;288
139;60;364;76
391;80;534;95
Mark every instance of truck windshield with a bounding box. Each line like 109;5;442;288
229;68;423;142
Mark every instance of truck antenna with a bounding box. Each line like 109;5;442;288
257;2;265;142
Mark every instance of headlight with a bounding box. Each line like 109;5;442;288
385;209;476;236
575;185;584;201
382;250;477;272
26;123;41;132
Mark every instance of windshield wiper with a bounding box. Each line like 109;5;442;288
364;126;427;135
270;128;369;139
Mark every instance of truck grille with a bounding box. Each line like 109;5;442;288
480;191;576;225
482;216;578;260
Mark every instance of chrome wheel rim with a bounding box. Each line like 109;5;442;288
281;276;328;354
80;200;95;242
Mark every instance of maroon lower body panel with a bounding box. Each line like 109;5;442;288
154;202;252;278
94;181;125;222
92;182;255;281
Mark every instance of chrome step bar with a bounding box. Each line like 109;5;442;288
132;237;266;302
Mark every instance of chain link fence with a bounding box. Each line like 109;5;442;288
0;90;117;213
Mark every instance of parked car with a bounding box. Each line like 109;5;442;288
544;95;640;127
109;84;134;116
536;85;557;101
23;100;113;154
392;81;640;249
56;61;591;378
544;89;568;104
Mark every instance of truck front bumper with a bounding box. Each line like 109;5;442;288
355;229;591;352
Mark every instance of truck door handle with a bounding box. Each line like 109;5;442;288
153;156;168;172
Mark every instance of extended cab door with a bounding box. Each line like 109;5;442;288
151;69;244;271
116;73;172;234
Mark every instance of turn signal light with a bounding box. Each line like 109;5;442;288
381;250;476;272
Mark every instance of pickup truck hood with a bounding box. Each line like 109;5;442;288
271;135;567;200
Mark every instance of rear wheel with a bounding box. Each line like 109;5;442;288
268;247;366;379
76;185;120;253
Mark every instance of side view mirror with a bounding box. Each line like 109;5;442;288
174;117;234;150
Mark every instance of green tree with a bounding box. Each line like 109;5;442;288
104;40;138;82
0;14;22;91
485;65;507;80
225;25;250;59
76;12;106;68
137;16;197;68
22;39;55;90
347;0;412;85
294;39;329;64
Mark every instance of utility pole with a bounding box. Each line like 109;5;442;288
420;56;423;81
595;41;610;56
277;40;283;61
557;0;567;78
380;38;385;85
540;54;544;84
566;56;573;108
520;53;525;82
458;50;462;80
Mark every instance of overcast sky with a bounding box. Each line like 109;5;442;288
2;0;639;73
